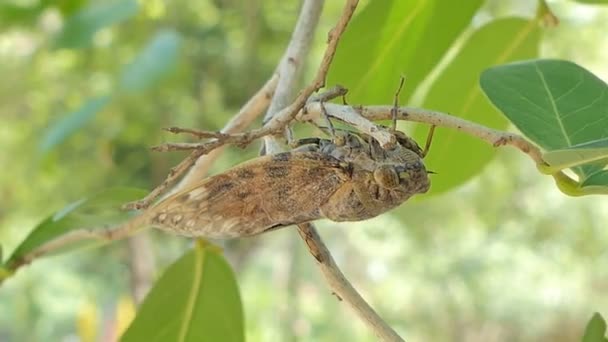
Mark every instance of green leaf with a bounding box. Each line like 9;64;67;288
119;30;182;93
4;187;147;269
414;18;541;195
480;59;608;180
543;138;608;172
581;170;608;189
54;0;138;49
39;95;111;153
582;313;608;342
122;244;244;342
327;0;483;103
0;3;45;28
573;0;608;4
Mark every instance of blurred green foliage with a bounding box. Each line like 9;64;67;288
1;0;608;341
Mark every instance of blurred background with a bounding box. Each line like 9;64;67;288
1;0;608;341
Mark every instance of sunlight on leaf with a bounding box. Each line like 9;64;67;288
327;0;483;104
122;243;244;342
413;18;540;195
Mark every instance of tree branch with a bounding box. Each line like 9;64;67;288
296;223;404;342
173;74;279;193
123;74;279;210
259;0;404;341
300;102;547;165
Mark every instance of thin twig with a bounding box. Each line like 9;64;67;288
300;102;547;164
296;223;404;342
123;74;278;210
174;74;279;192
162;127;231;140
6;213;151;272
260;0;404;341
133;0;358;210
151;142;229;152
306;84;349;103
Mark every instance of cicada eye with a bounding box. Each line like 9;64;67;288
373;165;400;189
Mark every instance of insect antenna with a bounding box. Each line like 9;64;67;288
319;101;338;141
391;75;406;132
421;125;436;158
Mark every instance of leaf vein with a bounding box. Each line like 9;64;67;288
534;62;573;147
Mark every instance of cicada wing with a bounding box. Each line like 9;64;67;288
148;151;350;238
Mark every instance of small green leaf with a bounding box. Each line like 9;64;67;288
480;59;608;180
572;0;608;4
583;313;608;342
543;138;608;172
581;170;608;189
122;244;244;342
54;0;138;49
39;95;111;153
119;30;182;93
414;18;541;195
4;187;147;270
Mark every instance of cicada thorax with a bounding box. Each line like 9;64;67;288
315;130;430;222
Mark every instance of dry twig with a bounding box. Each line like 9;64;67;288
260;0;404;341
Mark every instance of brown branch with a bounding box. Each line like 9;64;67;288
260;0;404;341
173;74;279;192
301;102;547;165
297;223;404;342
162;127;231;140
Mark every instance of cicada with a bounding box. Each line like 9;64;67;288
146;130;430;239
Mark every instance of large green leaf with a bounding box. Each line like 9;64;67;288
54;0;139;49
3;187;147;271
480;59;608;181
582;313;608;342
328;0;483;104
119;30;182;93
122;244;244;342
39;95;111;153
413;18;541;195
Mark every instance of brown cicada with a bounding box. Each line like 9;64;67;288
145;130;430;239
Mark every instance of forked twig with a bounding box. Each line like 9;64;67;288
123;74;278;210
